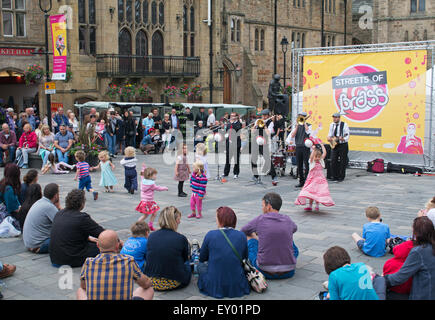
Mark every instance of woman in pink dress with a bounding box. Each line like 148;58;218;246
295;143;334;211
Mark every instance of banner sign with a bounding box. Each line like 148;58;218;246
50;15;67;81
0;48;35;56
303;50;427;154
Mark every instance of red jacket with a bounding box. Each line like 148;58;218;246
383;240;414;294
18;131;38;149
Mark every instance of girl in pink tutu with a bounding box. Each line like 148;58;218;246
136;166;168;231
295;142;334;211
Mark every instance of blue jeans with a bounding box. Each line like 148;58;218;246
40;149;55;167
37;238;50;254
105;133;116;155
247;239;299;280
55;149;70;164
0;146;16;164
78;175;93;191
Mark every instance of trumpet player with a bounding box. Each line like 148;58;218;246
251;109;278;186
290;112;312;188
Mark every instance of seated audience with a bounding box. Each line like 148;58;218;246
14;184;41;231
144;206;191;291
77;230;154;300
139;128;158;155
15;123;37;169
418;196;435;227
0;123;17;167
120;221;150;272
19;169;38;204
54;124;74;164
323;246;379;300
383;240;414;300
383;217;435;300
49;189;105;267
352;206;391;257
22;183;60;254
197;206;250;298
38;125;55;168
240;192;299;279
0;163;21;221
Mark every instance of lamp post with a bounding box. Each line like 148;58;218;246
321;0;325;47
280;36;289;89
344;0;347;45
39;0;53;131
274;0;277;74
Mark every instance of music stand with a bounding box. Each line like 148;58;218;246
245;155;267;188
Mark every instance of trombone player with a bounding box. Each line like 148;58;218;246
290;112;312;188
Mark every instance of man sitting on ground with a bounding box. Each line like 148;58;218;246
240;192;299;280
77;230;154;300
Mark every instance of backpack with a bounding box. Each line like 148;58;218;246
367;159;384;173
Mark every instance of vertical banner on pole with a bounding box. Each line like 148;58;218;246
50;15;67;81
303;50;427;154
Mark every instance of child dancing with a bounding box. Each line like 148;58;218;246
174;143;191;197
195;143;210;179
120;146;138;194
188;161;208;219
136;167;168;231
41;153;75;175
92;150;117;193
295;142;334;211
74;150;98;200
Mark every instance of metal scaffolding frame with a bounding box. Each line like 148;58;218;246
291;40;435;169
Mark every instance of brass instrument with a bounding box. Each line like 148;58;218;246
248;116;275;129
203;118;228;135
285;114;311;131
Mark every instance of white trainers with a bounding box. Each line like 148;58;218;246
234;175;238;179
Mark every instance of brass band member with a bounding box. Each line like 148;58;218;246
251;109;278;186
222;112;242;181
327;113;350;182
290;112;312;188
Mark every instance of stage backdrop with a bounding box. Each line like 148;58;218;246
303;50;427;154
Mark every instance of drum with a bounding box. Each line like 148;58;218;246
272;154;286;169
286;145;296;156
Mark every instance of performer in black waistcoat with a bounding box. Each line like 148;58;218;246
290;112;312;188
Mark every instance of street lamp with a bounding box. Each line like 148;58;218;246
280;36;289;88
39;0;53;131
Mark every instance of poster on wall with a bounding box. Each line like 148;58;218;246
50;15;67;81
303;50;427;154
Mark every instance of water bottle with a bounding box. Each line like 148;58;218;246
193;255;199;275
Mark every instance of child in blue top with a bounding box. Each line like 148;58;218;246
352;206;391;257
120;221;150;272
323;246;379;300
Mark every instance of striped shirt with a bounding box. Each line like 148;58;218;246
76;161;90;179
80;253;143;300
190;172;208;197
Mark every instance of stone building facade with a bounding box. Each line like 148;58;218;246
0;0;352;117
353;0;435;45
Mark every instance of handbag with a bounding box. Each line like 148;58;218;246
219;229;268;293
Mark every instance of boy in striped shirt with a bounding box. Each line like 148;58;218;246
74;150;98;200
188;161;208;219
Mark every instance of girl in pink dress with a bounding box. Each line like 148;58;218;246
295;143;335;211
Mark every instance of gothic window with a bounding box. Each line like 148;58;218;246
135;0;141;23
231;19;235;42
183;5;187;31
159;2;164;25
254;28;259;51
2;0;26;37
404;30;409;41
136;30;148;55
152;31;164;71
190;33;195;57
423;30;427;40
151;1;157;24
183;33;188;57
302;33;305;48
118;0;125;23
143;0;148;24
419;0;425;11
126;0;133;22
119;28;132;73
410;0;417;12
79;0;97;55
260;29;265;51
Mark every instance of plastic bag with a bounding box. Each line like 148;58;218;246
0;216;21;238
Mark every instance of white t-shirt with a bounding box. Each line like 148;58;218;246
427;208;435;228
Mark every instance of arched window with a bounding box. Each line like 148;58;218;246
126;0;133;22
419;0;425;11
404;30;409;41
159;2;164;25
135;0;141;23
143;0;148;24
119;29;132;73
190;33;195;57
152;31;164;71
423;30;427;40
260;29;265;51
118;0;125;23
136;30;148;72
254;28;259;51
410;0;417;12
136;30;148;56
190;6;195;32
301;33;305;48
183;5;188;31
79;0;96;55
231;19;235;42
151;1;157;24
